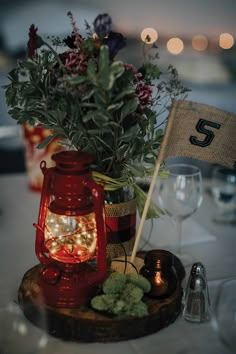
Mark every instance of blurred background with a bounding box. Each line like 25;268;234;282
0;0;235;175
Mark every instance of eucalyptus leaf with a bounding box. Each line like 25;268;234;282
92;111;110;125
7;68;19;81
119;124;140;143
107;102;124;111
66;75;88;85
87;128;113;136
110;61;125;79
81;89;95;101
37;134;57;149
116;144;129;160
98;46;114;90
94;89;107;105
120;98;139;121
94;135;114;152
87;59;97;80
114;89;135;102
5;89;17;107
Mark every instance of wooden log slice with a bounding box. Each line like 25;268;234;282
18;264;183;343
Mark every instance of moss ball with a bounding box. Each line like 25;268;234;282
126;273;151;293
126;301;149;317
121;283;144;303
91;294;117;312
102;272;126;295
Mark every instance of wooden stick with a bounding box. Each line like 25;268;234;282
129;102;177;266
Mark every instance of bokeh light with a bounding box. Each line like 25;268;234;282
219;33;234;49
141;28;158;44
192;35;208;51
166;37;184;55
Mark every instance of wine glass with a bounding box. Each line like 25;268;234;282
211;166;236;224
211;278;236;353
155;163;203;265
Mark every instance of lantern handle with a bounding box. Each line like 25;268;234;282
35;162;53;265
83;178;107;282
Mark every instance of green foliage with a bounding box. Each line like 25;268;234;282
4;13;190;218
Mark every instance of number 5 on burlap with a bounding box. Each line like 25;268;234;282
130;100;236;265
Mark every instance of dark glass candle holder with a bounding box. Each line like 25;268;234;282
140;249;178;298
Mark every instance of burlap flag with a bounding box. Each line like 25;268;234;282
163;100;236;168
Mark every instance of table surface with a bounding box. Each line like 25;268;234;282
0;173;235;354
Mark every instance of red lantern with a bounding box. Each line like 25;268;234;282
34;151;107;307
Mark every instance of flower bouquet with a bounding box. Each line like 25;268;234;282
4;12;189;256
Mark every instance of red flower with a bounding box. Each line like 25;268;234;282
27;24;38;59
27;24;44;59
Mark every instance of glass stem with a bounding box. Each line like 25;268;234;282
175;217;183;255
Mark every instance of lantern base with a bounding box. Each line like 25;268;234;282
18;259;185;342
38;262;102;307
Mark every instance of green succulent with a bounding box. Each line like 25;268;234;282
91;294;118;313
91;271;151;318
102;272;126;295
126;273;151;293
121;283;144;303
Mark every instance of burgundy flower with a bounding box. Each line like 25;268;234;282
27;24;44;59
136;82;153;107
67;11;82;48
124;63;137;73
27;24;38;59
64;50;88;74
124;63;143;81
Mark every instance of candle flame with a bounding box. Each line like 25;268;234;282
154;271;164;285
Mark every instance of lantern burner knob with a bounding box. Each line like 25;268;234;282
42;265;61;284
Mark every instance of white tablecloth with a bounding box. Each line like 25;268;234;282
0;174;235;354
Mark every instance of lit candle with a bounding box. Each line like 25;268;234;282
140;249;178;297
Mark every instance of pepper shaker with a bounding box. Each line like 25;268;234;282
182;262;211;323
182;262;207;306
